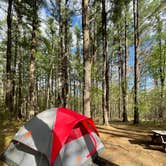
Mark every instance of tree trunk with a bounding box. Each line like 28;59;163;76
109;52;113;120
82;0;91;118
118;30;122;119
102;0;109;125
12;23;18;114
57;0;63;107
18;47;23;119
46;72;51;108
123;6;129;122
29;0;37;116
106;60;109;122
91;19;98;119
6;0;13;113
57;0;68;107
62;0;69;108
73;75;76;110
133;0;140;124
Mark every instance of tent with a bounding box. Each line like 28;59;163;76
0;108;104;166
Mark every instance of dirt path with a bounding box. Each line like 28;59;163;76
98;123;166;166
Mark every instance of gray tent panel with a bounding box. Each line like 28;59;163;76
54;132;104;166
1;141;49;166
13;108;57;159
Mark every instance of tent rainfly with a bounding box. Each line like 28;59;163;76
0;108;104;166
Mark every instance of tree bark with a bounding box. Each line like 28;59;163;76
46;72;51;108
62;0;69;107
12;21;18;114
82;0;91;117
123;6;129;122
57;0;68;108
29;0;38;116
133;0;140;124
57;0;63;107
91;19;97;119
18;47;23;119
118;24;122;120
102;0;109;125
6;0;13;113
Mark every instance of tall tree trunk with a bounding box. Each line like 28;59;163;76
46;72;51;108
82;0;91;117
109;52;113;120
75;25;81;112
51;66;54;105
73;78;76;110
118;25;122;119
106;60;110;122
18;47;23;118
57;0;63;107
50;28;55;107
29;0;38;116
6;0;13;113
12;24;18;114
123;6;129;122
133;0;140;124
91;19;97;119
57;0;68;107
102;0;109;125
12;18;20;114
62;0;69;107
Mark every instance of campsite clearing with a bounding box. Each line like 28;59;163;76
0;120;166;166
98;122;166;166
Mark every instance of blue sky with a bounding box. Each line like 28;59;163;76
71;15;82;28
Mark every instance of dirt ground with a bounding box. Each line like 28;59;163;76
0;121;166;166
98;122;166;166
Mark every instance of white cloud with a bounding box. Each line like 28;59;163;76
39;7;47;37
71;27;77;48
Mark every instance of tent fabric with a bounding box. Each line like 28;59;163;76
50;108;99;166
14;108;57;160
1;141;49;166
54;132;104;166
0;108;104;166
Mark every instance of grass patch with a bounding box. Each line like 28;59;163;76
0;120;23;153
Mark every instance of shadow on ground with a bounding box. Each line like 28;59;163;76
94;156;119;166
98;123;166;153
129;139;165;153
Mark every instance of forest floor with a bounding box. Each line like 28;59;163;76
98;122;166;166
0;120;166;166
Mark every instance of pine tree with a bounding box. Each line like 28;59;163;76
5;0;13;113
82;0;91;117
133;0;140;124
102;0;109;125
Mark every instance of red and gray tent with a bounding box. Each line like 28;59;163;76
0;108;104;166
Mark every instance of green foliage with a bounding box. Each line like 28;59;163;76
146;42;166;81
0;0;166;122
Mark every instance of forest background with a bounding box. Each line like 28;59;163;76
0;0;166;125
